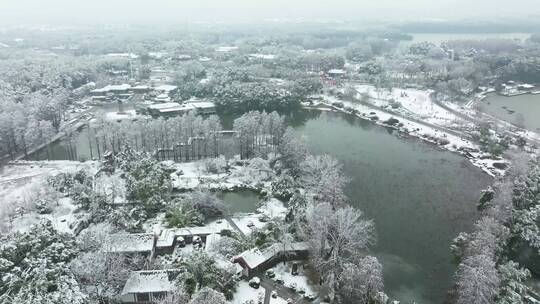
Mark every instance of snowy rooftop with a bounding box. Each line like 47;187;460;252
158;104;196;113
173;226;219;237
189;101;216;109
216;46;239;52
107;233;154;253
147;102;181;110
121;269;180;295
106;53;139;59
234;242;309;270
91;84;131;94
249;53;276;60
154;85;178;92
328;69;346;74
108;84;130;91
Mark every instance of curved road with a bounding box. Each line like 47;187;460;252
432;97;540;146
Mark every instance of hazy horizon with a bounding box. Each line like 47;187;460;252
0;0;539;26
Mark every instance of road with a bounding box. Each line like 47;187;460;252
349;89;472;140
433;97;540;146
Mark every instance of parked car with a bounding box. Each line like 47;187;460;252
249;277;261;289
265;269;275;278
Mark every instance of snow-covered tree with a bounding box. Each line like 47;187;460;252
189;287;227;304
0;220;86;304
276;127;308;176
156;289;190;304
496;261;530;304
340;256;384;304
304;203;376;302
511;158;540;252
176;251;237;299
300;154;349;207
455;254;500;304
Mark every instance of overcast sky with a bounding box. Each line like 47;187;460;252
0;0;539;26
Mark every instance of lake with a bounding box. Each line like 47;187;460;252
291;110;492;304
480;93;540;132
30;109;493;303
215;189;262;214
409;32;531;45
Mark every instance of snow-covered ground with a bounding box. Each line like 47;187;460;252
170;158;274;191
232;281;288;304
257;198;287;220
0;161;98;233
270;262;319;299
354;85;467;127
231;214;267;235
103;109;138;121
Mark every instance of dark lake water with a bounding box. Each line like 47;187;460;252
215;189;261;214
30;108;492;303
481;93;540;132
291;110;492;304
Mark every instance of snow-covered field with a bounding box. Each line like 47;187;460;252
354;85;466;127
232;281;288;304
0;161;98;233
170;158;274;191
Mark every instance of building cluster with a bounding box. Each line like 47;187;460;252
90;83;216;118
500;81;540;96
107;219;309;303
141;100;216;117
90;84;177;101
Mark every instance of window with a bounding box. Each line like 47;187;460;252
152;292;167;300
136;293;150;302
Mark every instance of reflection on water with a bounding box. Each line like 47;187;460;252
31;108;492;303
293;110;492;304
214;189;261;214
481;93;540;132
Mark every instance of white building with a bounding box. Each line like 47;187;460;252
120;269;181;303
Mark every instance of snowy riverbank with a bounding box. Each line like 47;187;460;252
305;90;507;177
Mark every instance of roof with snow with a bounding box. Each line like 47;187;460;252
216;46;239;52
234;242;309;270
189;101;216;109
121;270;181;295
107;233;154;253
106;53;139;59
154;85;178;92
248;53;276;60
91;84;131;94
158;104;196;113
147;102;181;110
328;69;346;74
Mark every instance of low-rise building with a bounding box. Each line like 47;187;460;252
233;242;309;277
327;69;347;78
142;101;216;117
154;85;178;95
131;85;150;94
189;101;216;115
120;269;181;303
90;84;132;100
